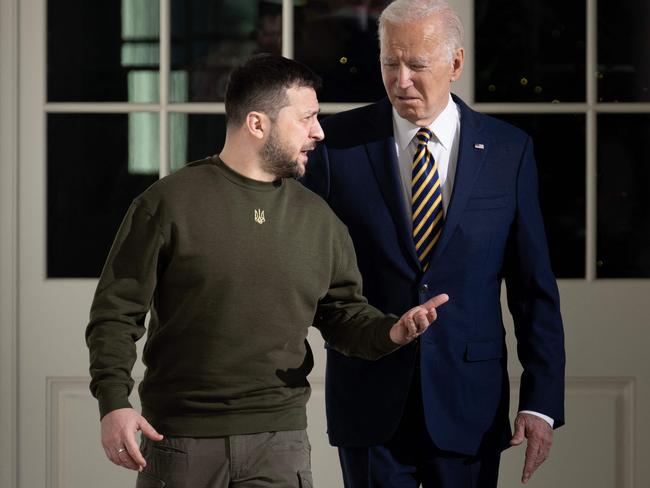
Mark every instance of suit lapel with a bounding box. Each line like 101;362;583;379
364;99;421;269
430;96;490;262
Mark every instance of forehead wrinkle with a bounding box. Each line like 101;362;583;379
381;18;446;51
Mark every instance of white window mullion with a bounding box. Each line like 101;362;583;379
282;0;294;59
473;103;589;114
586;0;598;281
159;0;171;177
44;103;161;112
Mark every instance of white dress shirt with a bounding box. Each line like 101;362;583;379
390;95;554;429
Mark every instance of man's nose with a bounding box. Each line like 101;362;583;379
397;66;413;89
311;119;325;141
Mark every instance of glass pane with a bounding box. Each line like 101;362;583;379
48;114;159;278
170;114;226;171
48;0;160;102
492;114;586;278
597;1;650;102
294;1;390;103
475;1;586;103
597;115;650;277
170;0;282;102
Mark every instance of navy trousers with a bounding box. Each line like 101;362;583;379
337;364;501;488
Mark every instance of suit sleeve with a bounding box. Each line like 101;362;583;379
302;141;331;200
504;136;566;427
85;199;166;419
313;229;399;361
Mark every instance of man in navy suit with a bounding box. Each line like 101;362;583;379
302;0;565;486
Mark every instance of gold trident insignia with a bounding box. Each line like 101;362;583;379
254;209;266;224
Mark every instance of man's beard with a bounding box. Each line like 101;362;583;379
259;126;302;179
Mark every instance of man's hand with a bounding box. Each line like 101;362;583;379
390;294;449;345
510;412;553;483
100;407;163;471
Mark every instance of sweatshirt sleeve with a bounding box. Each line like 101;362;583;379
313;229;399;360
85;198;166;418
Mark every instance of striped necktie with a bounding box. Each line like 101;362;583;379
412;128;444;270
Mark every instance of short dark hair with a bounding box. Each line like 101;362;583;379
225;54;322;127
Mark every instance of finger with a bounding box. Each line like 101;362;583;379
423;293;449;309
510;417;526;446
117;450;141;471
404;316;417;339
523;440;541;483
426;307;438;322
413;311;429;332
124;431;147;469
103;446;120;467
535;438;551;469
139;417;164;441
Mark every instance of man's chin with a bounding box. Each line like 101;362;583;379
293;161;306;178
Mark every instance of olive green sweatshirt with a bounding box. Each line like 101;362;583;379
86;156;398;437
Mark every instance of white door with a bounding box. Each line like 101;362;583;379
2;0;649;487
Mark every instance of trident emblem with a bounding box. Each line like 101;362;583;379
254;209;266;224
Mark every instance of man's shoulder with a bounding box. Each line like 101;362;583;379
320;99;390;139
135;156;217;205
454;96;530;144
477;112;529;143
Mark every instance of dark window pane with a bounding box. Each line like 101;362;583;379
48;0;160;102
597;115;650;277
294;1;390;102
492;114;586;278
48;114;159;278
171;0;281;102
170;114;226;171
598;1;650;102
475;1;586;102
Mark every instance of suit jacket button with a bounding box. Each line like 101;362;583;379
420;283;429;293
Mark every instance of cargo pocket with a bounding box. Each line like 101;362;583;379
298;470;313;488
135;471;166;488
139;437;189;487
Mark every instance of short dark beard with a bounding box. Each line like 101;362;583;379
259;125;301;179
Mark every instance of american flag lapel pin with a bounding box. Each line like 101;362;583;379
474;143;485;150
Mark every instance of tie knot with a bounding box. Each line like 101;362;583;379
415;128;433;145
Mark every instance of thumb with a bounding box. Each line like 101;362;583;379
138;417;163;441
510;416;526;446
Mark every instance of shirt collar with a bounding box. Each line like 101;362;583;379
392;94;457;151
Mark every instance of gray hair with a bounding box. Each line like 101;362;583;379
378;0;464;62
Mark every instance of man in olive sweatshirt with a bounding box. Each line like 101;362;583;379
86;54;448;488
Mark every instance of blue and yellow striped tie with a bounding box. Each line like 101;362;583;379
412;128;443;271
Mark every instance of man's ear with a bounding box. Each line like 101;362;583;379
245;111;269;140
450;47;464;82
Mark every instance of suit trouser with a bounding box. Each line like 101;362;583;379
135;430;312;488
337;364;500;488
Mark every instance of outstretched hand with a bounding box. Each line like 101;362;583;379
390;293;449;345
100;407;163;471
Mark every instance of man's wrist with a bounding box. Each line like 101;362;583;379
518;410;554;428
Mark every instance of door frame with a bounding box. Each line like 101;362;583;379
0;0;19;485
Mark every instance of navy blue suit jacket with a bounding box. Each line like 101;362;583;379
302;95;565;455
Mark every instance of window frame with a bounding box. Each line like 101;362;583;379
43;0;650;280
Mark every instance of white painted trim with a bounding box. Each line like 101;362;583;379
0;0;19;485
159;0;170;177
450;0;474;103
282;0;294;59
586;0;598;281
563;377;636;488
43;101;650;116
